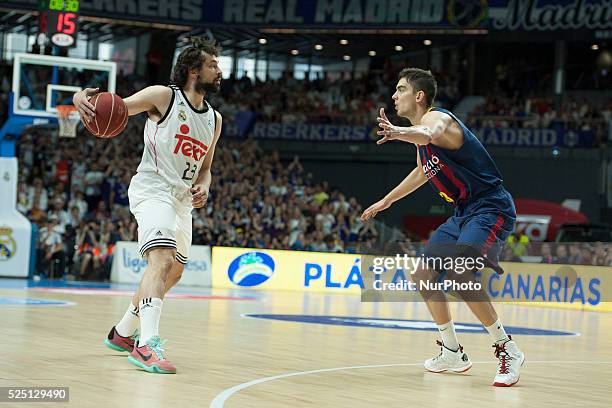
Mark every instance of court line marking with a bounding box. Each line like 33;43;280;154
240;314;582;336
0;297;76;307
210;360;612;408
30;288;256;300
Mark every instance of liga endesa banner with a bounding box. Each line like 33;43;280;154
111;241;212;287
211;247;363;294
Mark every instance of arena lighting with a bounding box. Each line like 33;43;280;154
591;44;599;50
368;50;377;56
423;39;432;46
258;38;267;44
314;44;323;50
343;55;351;61
395;45;403;51
291;49;299;55
340;39;348;45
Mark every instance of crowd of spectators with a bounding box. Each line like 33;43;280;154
500;233;611;266
209;63;460;126
385;232;611;268
4;60;611;280
467;93;611;142
15;119;379;280
13;118;612;281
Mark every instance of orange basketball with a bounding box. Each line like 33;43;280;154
84;92;128;138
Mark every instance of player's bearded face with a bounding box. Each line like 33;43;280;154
197;76;220;94
196;54;222;94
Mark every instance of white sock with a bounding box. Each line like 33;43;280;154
139;297;163;346
437;320;460;351
115;302;139;337
485;319;510;344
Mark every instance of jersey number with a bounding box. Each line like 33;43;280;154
182;162;197;181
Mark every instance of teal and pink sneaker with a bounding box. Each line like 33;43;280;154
127;336;177;374
104;326;138;353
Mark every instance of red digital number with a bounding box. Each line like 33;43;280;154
56;13;76;35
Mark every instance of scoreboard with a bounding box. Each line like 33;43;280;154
39;0;80;48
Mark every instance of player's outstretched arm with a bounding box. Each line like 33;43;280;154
376;108;449;145
361;152;427;220
122;85;173;117
73;85;172;123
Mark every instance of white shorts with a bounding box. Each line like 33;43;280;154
128;173;192;264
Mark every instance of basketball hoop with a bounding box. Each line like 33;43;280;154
56;105;80;138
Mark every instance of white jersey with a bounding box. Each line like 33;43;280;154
134;85;216;196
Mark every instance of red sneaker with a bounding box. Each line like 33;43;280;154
104;326;137;352
128;336;177;374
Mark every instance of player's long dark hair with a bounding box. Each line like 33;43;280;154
171;37;220;88
398;68;437;108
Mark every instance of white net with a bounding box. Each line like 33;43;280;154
57;106;80;138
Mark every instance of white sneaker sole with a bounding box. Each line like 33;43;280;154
425;361;473;374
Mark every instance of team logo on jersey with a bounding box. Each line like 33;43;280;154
174;124;209;161
178;110;187;122
207;119;213;129
422;155;446;179
0;227;17;261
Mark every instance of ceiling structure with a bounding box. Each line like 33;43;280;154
0;8;483;64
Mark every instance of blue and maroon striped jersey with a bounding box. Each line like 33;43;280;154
417;108;503;206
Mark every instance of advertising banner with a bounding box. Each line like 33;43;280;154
212;247;612;311
211;246;363;294
0;158;32;278
111;241;212;287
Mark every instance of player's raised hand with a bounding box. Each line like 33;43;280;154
361;198;391;220
376;107;402;144
191;184;209;208
73;87;99;123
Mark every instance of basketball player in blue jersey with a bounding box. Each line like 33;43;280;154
361;68;524;387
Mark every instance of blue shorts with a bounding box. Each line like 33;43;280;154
424;187;516;274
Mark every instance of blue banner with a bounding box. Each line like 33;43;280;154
12;0;612;32
12;0;488;29
474;127;595;147
223;121;595;147
224;122;375;141
488;0;612;32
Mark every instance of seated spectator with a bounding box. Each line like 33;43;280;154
592;242;608;266
554;244;569;264
37;218;66;278
567;243;583;265
540;243;555;264
507;232;529;258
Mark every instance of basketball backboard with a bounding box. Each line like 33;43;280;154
12;53;116;119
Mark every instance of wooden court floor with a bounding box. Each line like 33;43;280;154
1;280;611;408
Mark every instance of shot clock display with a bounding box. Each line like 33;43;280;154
40;0;80;48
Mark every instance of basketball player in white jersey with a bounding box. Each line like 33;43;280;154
73;38;222;374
